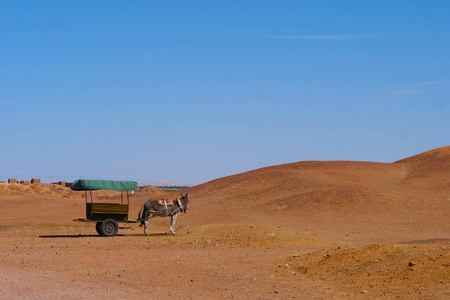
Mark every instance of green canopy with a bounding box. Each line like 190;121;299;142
70;179;137;191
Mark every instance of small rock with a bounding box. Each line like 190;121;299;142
408;261;416;267
361;290;368;294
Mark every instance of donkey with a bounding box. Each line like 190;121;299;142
138;193;189;235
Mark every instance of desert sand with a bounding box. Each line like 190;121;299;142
0;146;449;299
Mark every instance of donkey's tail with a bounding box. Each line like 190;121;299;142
138;201;151;227
138;202;146;220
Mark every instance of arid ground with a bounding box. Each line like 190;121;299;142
1;147;449;299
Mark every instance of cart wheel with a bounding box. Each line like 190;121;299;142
100;219;119;237
95;222;102;235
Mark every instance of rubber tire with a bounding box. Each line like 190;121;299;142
99;219;119;237
95;222;102;235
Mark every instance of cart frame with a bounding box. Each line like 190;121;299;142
71;179;138;237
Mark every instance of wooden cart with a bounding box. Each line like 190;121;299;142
71;179;138;237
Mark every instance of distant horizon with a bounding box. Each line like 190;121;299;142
0;176;196;187
1;144;448;186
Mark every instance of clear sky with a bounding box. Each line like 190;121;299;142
0;1;449;184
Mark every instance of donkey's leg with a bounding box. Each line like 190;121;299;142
139;208;147;227
143;213;155;235
170;213;179;235
143;219;149;235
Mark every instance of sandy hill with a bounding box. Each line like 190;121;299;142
1;146;448;244
0;183;167;204
0;147;448;299
0;183;78;197
186;146;450;244
395;145;450;181
396;145;450;166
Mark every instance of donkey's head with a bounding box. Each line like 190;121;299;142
180;193;189;213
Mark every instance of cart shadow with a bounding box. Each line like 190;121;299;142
39;234;126;238
38;232;176;238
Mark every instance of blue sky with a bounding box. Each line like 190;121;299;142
0;1;449;184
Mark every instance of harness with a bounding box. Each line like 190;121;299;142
177;198;184;213
145;198;185;217
162;197;184;215
163;199;169;214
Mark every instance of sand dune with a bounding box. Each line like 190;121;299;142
0;146;448;298
186;146;449;243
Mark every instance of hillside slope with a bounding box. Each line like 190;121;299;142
0;146;448;243
186;146;450;243
0;147;448;299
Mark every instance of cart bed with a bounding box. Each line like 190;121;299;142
86;203;128;222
